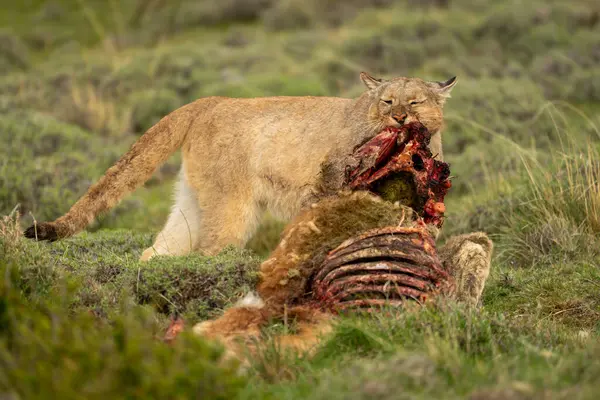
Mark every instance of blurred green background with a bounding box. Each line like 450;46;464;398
1;1;599;398
2;0;599;246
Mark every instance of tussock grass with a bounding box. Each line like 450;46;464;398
63;82;133;136
241;303;599;399
441;106;600;335
444;105;600;266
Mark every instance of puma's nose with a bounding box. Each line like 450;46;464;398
392;113;407;124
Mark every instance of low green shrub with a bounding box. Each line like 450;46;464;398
0;258;246;399
4;229;260;323
0;111;126;223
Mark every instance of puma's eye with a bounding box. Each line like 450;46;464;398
382;99;393;105
409;99;424;105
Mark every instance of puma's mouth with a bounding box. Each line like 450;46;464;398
386;115;403;128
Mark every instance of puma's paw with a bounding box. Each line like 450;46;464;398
140;247;158;262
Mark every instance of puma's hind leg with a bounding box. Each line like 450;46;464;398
194;190;261;256
140;171;203;261
141;178;261;260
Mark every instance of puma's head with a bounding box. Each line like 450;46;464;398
359;72;457;135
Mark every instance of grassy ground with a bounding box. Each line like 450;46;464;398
1;0;599;398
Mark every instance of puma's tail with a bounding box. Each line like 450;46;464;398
24;100;206;242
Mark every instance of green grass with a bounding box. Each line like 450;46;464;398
0;256;246;399
1;0;599;398
2;226;260;324
242;304;599;399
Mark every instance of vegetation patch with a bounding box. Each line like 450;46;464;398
1;221;260;324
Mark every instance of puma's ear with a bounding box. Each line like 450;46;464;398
360;72;383;90
429;76;458;98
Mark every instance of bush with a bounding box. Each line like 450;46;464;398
495;149;600;267
0;257;246;399
0;111;126;223
176;0;273;26
250;303;599;398
5;229;260;323
443;78;559;154
0;30;29;74
262;0;395;30
341;31;427;76
129;88;183;133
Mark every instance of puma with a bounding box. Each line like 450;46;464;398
24;72;457;260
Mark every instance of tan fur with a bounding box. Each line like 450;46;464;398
191;195;493;362
191;235;493;362
192;192;414;359
24;73;456;260
256;191;417;309
193;303;333;362
438;232;493;306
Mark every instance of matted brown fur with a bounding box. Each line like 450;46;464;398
23;73;457;261
257;191;421;309
193;305;333;362
439;232;493;306
191;192;493;360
